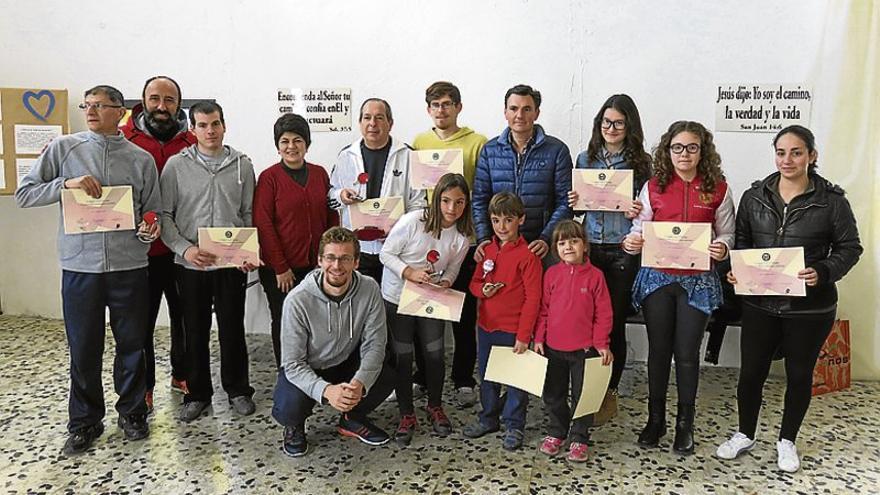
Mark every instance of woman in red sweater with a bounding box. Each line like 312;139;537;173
254;113;339;368
534;220;613;462
623;121;735;454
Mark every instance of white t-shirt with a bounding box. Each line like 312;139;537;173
379;210;469;305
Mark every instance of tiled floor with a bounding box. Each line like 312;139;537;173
1;315;878;494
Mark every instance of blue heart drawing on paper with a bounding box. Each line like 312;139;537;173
23;90;56;122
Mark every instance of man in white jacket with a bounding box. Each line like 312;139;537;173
329;98;426;284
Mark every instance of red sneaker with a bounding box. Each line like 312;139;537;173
395;414;418;446
567;441;590;462
539;436;564;456
171;378;189;395
425;405;452;436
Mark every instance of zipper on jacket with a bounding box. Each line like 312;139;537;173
103;140;110;272
683;180;690;222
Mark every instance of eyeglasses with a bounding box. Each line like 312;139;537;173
78;102;124;111
321;254;356;265
429;101;456;111
601;118;626;130
670;143;701;154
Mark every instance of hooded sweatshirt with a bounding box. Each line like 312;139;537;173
281;269;388;403
160;144;255;269
412;126;488;187
15;131;160;273
121;103;196;257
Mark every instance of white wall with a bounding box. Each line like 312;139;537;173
0;0;831;370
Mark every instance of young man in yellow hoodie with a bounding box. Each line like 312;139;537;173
411;81;487;407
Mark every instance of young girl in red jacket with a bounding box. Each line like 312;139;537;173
534;220;613;462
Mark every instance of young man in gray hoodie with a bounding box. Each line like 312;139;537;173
15;85;161;456
160;101;258;423
272;227;395;457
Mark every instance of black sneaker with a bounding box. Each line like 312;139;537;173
118;414;149;441
179;401;211;423
62;423;104;456
281;426;309;457
337;413;390;446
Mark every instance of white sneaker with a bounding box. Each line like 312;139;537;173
455;386;477;407
384;390;397;402
776;439;800;473
716;432;756;460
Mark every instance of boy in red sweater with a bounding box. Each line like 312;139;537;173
462;192;542;451
534;220;613;461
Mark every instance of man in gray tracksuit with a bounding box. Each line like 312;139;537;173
272;227;395;457
15;85;161;455
159;101;257;422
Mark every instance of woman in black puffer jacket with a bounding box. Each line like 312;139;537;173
716;125;862;473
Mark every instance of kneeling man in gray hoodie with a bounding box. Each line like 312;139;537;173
272;227;395;457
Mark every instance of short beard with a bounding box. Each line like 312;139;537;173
325;273;350;288
144;109;179;141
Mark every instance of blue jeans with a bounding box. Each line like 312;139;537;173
476;328;529;431
61;268;149;432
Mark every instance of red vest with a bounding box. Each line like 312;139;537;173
647;174;727;275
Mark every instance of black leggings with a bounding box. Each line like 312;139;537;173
642;283;710;407
590;244;638;390
737;305;835;442
385;301;446;414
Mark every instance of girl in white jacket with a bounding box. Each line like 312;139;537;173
380;173;473;447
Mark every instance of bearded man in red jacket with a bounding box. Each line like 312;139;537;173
121;76;196;411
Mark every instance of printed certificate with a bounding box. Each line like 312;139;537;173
641;221;712;271
197;227;260;268
61;185;135;234
483;347;548;397
409;149;464;190
397;280;466;322
572;357;613;419
572;169;633;211
349;196;404;235
730;247;806;296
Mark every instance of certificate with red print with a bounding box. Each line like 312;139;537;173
197;227;260;268
61;185;135;234
641;221;711;271
397;280;466;322
409;149;464;190
730;247;806;296
572;169;633;211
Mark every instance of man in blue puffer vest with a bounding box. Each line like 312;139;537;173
472;84;573;262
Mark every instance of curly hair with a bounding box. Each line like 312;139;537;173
586;94;652;182
652;121;724;193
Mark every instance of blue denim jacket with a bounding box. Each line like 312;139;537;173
574;149;643;244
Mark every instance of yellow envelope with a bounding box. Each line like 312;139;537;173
572;169;633;211
642;221;712;271
572;357;613;419
197;227;260;268
349;196;404;233
409;149;464;190
61;185;135;234
397;280;466;322
730;247;806;296
483;347;548;397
